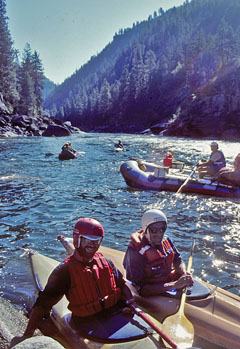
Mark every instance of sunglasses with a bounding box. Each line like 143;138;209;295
80;235;102;245
149;226;166;234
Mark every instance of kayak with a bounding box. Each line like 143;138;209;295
115;146;123;152
27;249;161;349
58;149;77;160
58;235;240;349
120;159;240;198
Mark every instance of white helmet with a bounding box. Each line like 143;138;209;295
141;209;167;233
210;141;218;147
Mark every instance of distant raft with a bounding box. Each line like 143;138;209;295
120;159;240;198
58;149;77;160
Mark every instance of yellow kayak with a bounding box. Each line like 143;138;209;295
58;236;240;349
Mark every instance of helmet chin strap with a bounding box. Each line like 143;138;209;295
145;227;166;247
145;228;151;244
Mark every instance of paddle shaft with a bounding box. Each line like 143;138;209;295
129;304;177;348
178;240;195;315
176;164;198;194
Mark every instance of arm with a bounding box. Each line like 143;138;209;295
140;273;193;297
123;246;146;286
140;239;193;297
10;262;69;346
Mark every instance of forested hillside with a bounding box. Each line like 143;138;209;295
43;0;240;138
0;0;45;116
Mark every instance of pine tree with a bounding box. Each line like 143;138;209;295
18;43;36;115
0;0;19;110
99;78;112;113
216;19;237;64
31;50;44;114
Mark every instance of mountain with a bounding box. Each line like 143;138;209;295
43;0;240;140
43;77;56;100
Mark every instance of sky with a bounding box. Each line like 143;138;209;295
6;0;185;84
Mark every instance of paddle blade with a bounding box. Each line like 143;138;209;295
161;314;194;348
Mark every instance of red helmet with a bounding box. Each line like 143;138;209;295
73;218;104;248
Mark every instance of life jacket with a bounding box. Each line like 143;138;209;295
65;252;121;317
210;150;226;170
130;231;175;283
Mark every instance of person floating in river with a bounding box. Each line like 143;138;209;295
10;218;135;347
197;141;226;179
123;209;193;297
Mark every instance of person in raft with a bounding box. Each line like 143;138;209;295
197;141;226;179
123;209;193;297
11;218;135;347
214;153;240;186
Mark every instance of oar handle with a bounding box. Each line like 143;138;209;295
129;304;177;348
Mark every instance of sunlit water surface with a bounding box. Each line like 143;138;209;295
0;133;239;345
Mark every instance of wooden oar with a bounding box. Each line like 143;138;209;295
129;304;177;348
176;163;199;194
161;240;195;348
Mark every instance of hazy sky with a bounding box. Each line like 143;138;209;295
7;0;185;84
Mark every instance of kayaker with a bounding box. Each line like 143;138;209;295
61;142;77;154
123;209;193;297
115;139;123;149
61;142;69;151
214;153;240;186
67;142;77;153
10;218;135;347
197;141;226;179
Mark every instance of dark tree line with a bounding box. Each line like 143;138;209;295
0;0;44;116
44;0;240;132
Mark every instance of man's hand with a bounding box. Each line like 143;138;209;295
174;273;194;289
9;335;30;348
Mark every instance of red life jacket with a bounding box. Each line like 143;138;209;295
65;252;121;317
130;231;175;283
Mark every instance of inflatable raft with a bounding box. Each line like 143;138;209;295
58;236;240;349
120;159;240;198
58;149;77;161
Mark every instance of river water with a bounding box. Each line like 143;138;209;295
0;133;239;339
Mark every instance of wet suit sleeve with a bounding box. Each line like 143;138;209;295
34;261;70;311
106;258;126;288
123;246;146;287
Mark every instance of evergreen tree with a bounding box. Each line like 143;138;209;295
216;19;237;64
0;0;19;110
99;78;112;113
18;43;36;115
31;50;44;114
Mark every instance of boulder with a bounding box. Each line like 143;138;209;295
42;125;71;137
10;336;64;348
11;115;31;128
220;129;240;141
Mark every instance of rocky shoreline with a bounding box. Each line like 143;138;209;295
0;95;83;138
0;297;64;348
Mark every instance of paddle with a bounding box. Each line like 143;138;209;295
129;304;177;348
161;240;195;348
176;163;199;194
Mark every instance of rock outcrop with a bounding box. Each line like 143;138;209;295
0;97;82;138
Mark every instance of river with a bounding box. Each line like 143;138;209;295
0;133;239;346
